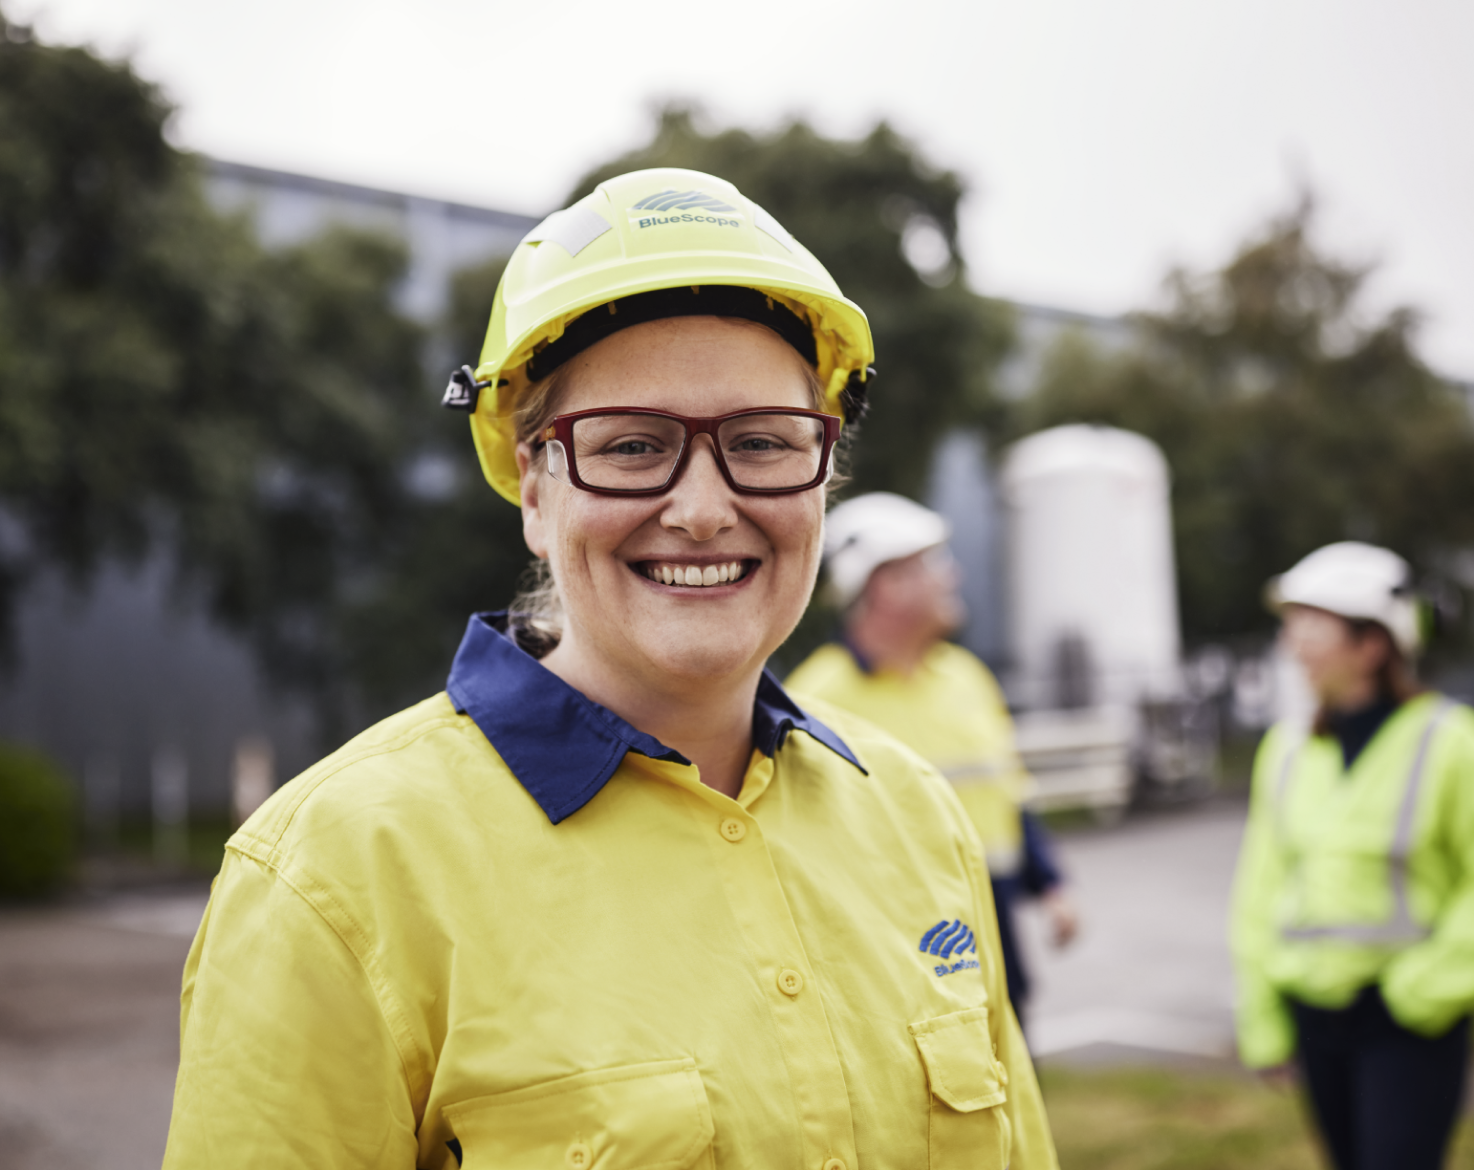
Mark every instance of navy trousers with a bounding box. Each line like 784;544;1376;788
990;876;1028;1009
1289;987;1469;1170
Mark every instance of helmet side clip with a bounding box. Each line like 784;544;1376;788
442;365;493;412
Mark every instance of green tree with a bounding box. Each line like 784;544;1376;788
0;15;432;738
1014;201;1474;645
569;106;1015;499
331;253;532;714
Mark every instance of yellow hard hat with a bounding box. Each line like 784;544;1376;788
444;168;875;504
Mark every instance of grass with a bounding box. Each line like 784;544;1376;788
1038;1065;1474;1169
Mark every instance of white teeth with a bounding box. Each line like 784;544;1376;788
645;561;749;587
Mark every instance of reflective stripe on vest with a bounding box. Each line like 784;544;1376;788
1275;698;1455;945
940;760;1015;784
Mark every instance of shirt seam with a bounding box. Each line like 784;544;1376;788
237;711;470;851
227;836;431;1117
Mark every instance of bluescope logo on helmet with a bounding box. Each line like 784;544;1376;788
630;189;742;230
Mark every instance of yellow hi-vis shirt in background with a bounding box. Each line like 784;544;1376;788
163;614;1057;1170
1231;693;1474;1068
786;641;1033;876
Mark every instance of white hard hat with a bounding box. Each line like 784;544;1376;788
824;492;951;608
1268;541;1422;656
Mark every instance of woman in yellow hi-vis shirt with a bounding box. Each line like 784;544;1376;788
162;169;1057;1170
1232;542;1474;1170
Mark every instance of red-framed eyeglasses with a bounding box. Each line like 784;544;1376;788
537;407;841;497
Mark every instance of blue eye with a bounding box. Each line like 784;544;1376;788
612;440;658;456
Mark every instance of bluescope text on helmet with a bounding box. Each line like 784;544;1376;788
631;188;742;230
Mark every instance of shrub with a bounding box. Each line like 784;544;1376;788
0;742;76;896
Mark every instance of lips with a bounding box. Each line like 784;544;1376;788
638;560;749;587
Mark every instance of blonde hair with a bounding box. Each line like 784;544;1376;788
505;319;830;654
506;365;572;655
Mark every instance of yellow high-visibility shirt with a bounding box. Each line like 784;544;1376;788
786;642;1033;876
164;614;1057;1170
1231;693;1474;1068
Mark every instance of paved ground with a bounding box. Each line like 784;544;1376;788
0;891;204;1170
1022;800;1247;1064
0;801;1249;1169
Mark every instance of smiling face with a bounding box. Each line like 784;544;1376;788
517;315;827;698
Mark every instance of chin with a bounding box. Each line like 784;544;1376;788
639;632;768;684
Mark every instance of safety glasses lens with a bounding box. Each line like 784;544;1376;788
715;413;827;489
569;414;687;491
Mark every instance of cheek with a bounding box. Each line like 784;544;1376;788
547;495;667;577
769;497;825;564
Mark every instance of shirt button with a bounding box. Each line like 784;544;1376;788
823;1160;846;1170
778;968;804;996
719;817;747;843
566;1141;592;1169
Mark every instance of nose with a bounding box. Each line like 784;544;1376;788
659;435;739;541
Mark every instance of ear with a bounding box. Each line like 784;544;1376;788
517;442;550;559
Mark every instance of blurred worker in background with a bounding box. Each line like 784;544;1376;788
1232;541;1474;1170
788;493;1079;1025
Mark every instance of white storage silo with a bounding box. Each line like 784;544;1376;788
999;424;1182;712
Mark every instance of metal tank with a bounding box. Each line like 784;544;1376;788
999;425;1206;812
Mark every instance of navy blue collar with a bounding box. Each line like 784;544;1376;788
446;612;865;824
1325;694;1401;770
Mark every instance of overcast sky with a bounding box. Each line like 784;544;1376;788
18;0;1474;376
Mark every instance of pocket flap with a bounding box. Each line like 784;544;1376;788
909;1006;1008;1112
444;1058;714;1170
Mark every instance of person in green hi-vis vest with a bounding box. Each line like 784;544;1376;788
1232;541;1474;1170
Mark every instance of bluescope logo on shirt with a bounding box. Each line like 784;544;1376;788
920;918;980;976
630;189;742;230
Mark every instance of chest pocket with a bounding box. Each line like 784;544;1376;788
910;1007;1012;1169
443;1059;715;1170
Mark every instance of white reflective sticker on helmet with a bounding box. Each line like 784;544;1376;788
522;206;612;257
753;205;794;252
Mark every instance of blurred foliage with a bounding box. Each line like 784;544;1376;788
0;17;464;737
0;741;75;896
333;252;531;713
1011;200;1474;646
569;106;1016;500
